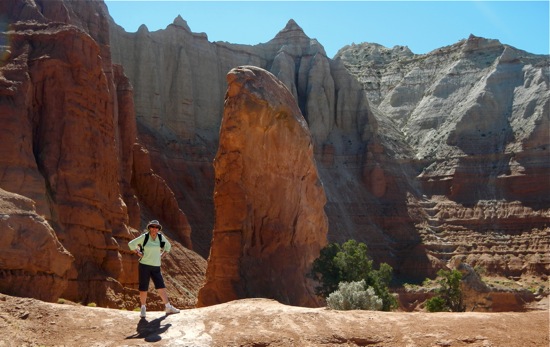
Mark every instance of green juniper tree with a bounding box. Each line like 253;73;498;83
309;239;397;311
425;269;465;312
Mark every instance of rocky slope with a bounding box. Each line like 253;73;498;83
0;294;548;347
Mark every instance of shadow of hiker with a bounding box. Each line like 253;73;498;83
126;315;172;342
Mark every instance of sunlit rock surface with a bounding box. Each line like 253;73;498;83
197;66;328;307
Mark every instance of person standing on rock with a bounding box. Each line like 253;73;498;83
128;220;180;318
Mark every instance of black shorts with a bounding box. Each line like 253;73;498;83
138;263;166;291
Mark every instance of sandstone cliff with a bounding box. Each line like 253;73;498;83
0;0;205;307
197;66;328;307
0;188;73;301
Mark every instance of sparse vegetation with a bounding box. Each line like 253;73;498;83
483;276;549;295
326;280;383;311
309;239;397;311
403;283;421;291
425;269;464;312
425;295;447;312
422;278;436;287
87;302;97;307
473;265;486;276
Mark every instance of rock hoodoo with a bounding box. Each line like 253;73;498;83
197;66;328;307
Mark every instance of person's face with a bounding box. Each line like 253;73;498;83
148;225;160;233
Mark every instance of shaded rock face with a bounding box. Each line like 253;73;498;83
108;17;227;257
0;12;129;302
197;66;328;307
0;0;204;306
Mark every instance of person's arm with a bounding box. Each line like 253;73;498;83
161;234;171;255
128;234;146;257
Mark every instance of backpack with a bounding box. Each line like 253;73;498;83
138;232;166;255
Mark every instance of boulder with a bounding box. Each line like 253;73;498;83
0;188;73;301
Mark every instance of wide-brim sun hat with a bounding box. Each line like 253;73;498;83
146;220;162;230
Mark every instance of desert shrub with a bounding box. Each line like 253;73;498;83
425;269;464;312
425;295;447;312
309;239;397;311
326;280;383;311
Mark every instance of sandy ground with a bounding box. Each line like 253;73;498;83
0;294;548;347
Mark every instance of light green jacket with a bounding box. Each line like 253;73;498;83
128;232;171;267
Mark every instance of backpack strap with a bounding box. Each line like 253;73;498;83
139;233;165;253
159;233;166;250
138;233;150;253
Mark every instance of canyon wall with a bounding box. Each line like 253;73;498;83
108;18;421;272
0;0;205;307
336;37;549;279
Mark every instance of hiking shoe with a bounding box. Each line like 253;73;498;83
140;306;146;318
165;304;180;315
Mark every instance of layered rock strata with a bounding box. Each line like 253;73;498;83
0;0;205;306
197;66;328;307
336;36;550;280
109;14;549;283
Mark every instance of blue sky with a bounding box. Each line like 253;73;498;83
105;1;549;58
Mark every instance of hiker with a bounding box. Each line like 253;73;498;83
128;219;180;318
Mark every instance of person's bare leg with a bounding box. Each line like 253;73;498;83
157;288;169;305
139;291;148;306
139;291;148;318
158;288;180;314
